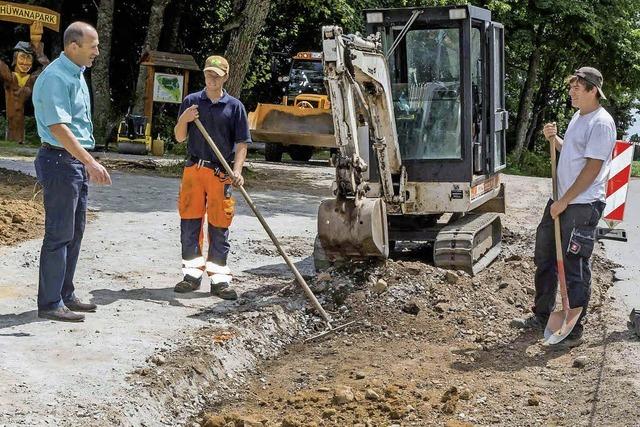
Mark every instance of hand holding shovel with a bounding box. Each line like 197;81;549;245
543;128;582;345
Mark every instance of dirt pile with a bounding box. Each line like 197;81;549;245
198;229;618;426
0;168;43;246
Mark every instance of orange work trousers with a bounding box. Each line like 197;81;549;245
178;165;235;227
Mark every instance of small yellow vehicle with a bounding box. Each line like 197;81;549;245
116;112;152;155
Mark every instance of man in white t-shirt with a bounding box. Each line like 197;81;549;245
527;67;616;348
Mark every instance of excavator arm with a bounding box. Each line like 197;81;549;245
315;26;409;262
321;26;405;205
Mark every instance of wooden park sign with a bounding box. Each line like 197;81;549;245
140;50;199;125
0;1;60;32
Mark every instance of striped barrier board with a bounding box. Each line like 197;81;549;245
603;140;634;228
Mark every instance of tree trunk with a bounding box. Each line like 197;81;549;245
92;0;115;145
223;0;272;98
511;45;541;164
164;0;185;52
524;75;553;152
49;0;65;57
132;0;171;113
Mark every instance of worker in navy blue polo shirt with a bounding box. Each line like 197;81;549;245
173;55;251;300
32;22;111;322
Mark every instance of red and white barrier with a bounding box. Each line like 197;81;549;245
603;140;634;228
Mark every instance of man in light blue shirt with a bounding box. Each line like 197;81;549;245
32;22;111;322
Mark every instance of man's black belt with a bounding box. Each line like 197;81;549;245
186;156;228;176
41;142;66;151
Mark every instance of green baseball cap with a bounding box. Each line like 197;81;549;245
203;55;229;76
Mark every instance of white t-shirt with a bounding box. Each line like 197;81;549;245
557;107;616;204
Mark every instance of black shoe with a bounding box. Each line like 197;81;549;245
524;315;548;331
547;326;584;350
210;282;238;300
64;297;97;312
550;334;584;350
38;306;85;322
174;275;201;293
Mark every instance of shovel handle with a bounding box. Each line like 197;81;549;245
193;119;332;325
549;138;570;311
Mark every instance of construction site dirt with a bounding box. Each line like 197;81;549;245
0;155;638;426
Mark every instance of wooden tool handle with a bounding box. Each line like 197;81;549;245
549;138;570;311
193;119;332;324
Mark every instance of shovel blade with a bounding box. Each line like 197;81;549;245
543;307;583;345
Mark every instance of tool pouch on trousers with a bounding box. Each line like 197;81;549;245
567;226;596;258
220;183;235;228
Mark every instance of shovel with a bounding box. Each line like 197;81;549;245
193;119;353;335
543;132;583;345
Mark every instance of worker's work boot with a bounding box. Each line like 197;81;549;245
549;327;584;350
38;306;85;322
174;275;201;293
210;281;238;300
206;261;236;300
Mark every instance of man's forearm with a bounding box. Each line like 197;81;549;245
49;124;94;165
559;158;603;204
174;121;188;142
233;143;248;173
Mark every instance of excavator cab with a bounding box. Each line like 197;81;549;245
364;6;507;202
315;5;507;274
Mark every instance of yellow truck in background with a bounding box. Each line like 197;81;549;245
249;52;335;162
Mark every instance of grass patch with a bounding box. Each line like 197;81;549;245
632;161;640;178
153;162;184;177
153;163;261;181
0;139;40;157
504;150;551;178
0;139;40;149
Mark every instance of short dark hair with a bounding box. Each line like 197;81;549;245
567;75;600;99
63;22;96;47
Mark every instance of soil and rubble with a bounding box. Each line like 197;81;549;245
188;230;623;427
0;168;43;246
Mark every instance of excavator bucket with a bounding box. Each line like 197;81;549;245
249;103;335;148
316;197;389;262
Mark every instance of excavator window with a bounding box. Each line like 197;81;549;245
391;27;462;161
471;26;484;174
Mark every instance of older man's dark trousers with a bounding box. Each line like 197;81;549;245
34;147;88;310
533;199;605;330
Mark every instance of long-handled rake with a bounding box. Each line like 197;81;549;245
193;119;354;338
543;132;582;345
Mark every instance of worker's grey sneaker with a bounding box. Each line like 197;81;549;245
38;306;85;322
64;297;97;312
210;282;238;300
174;276;201;293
